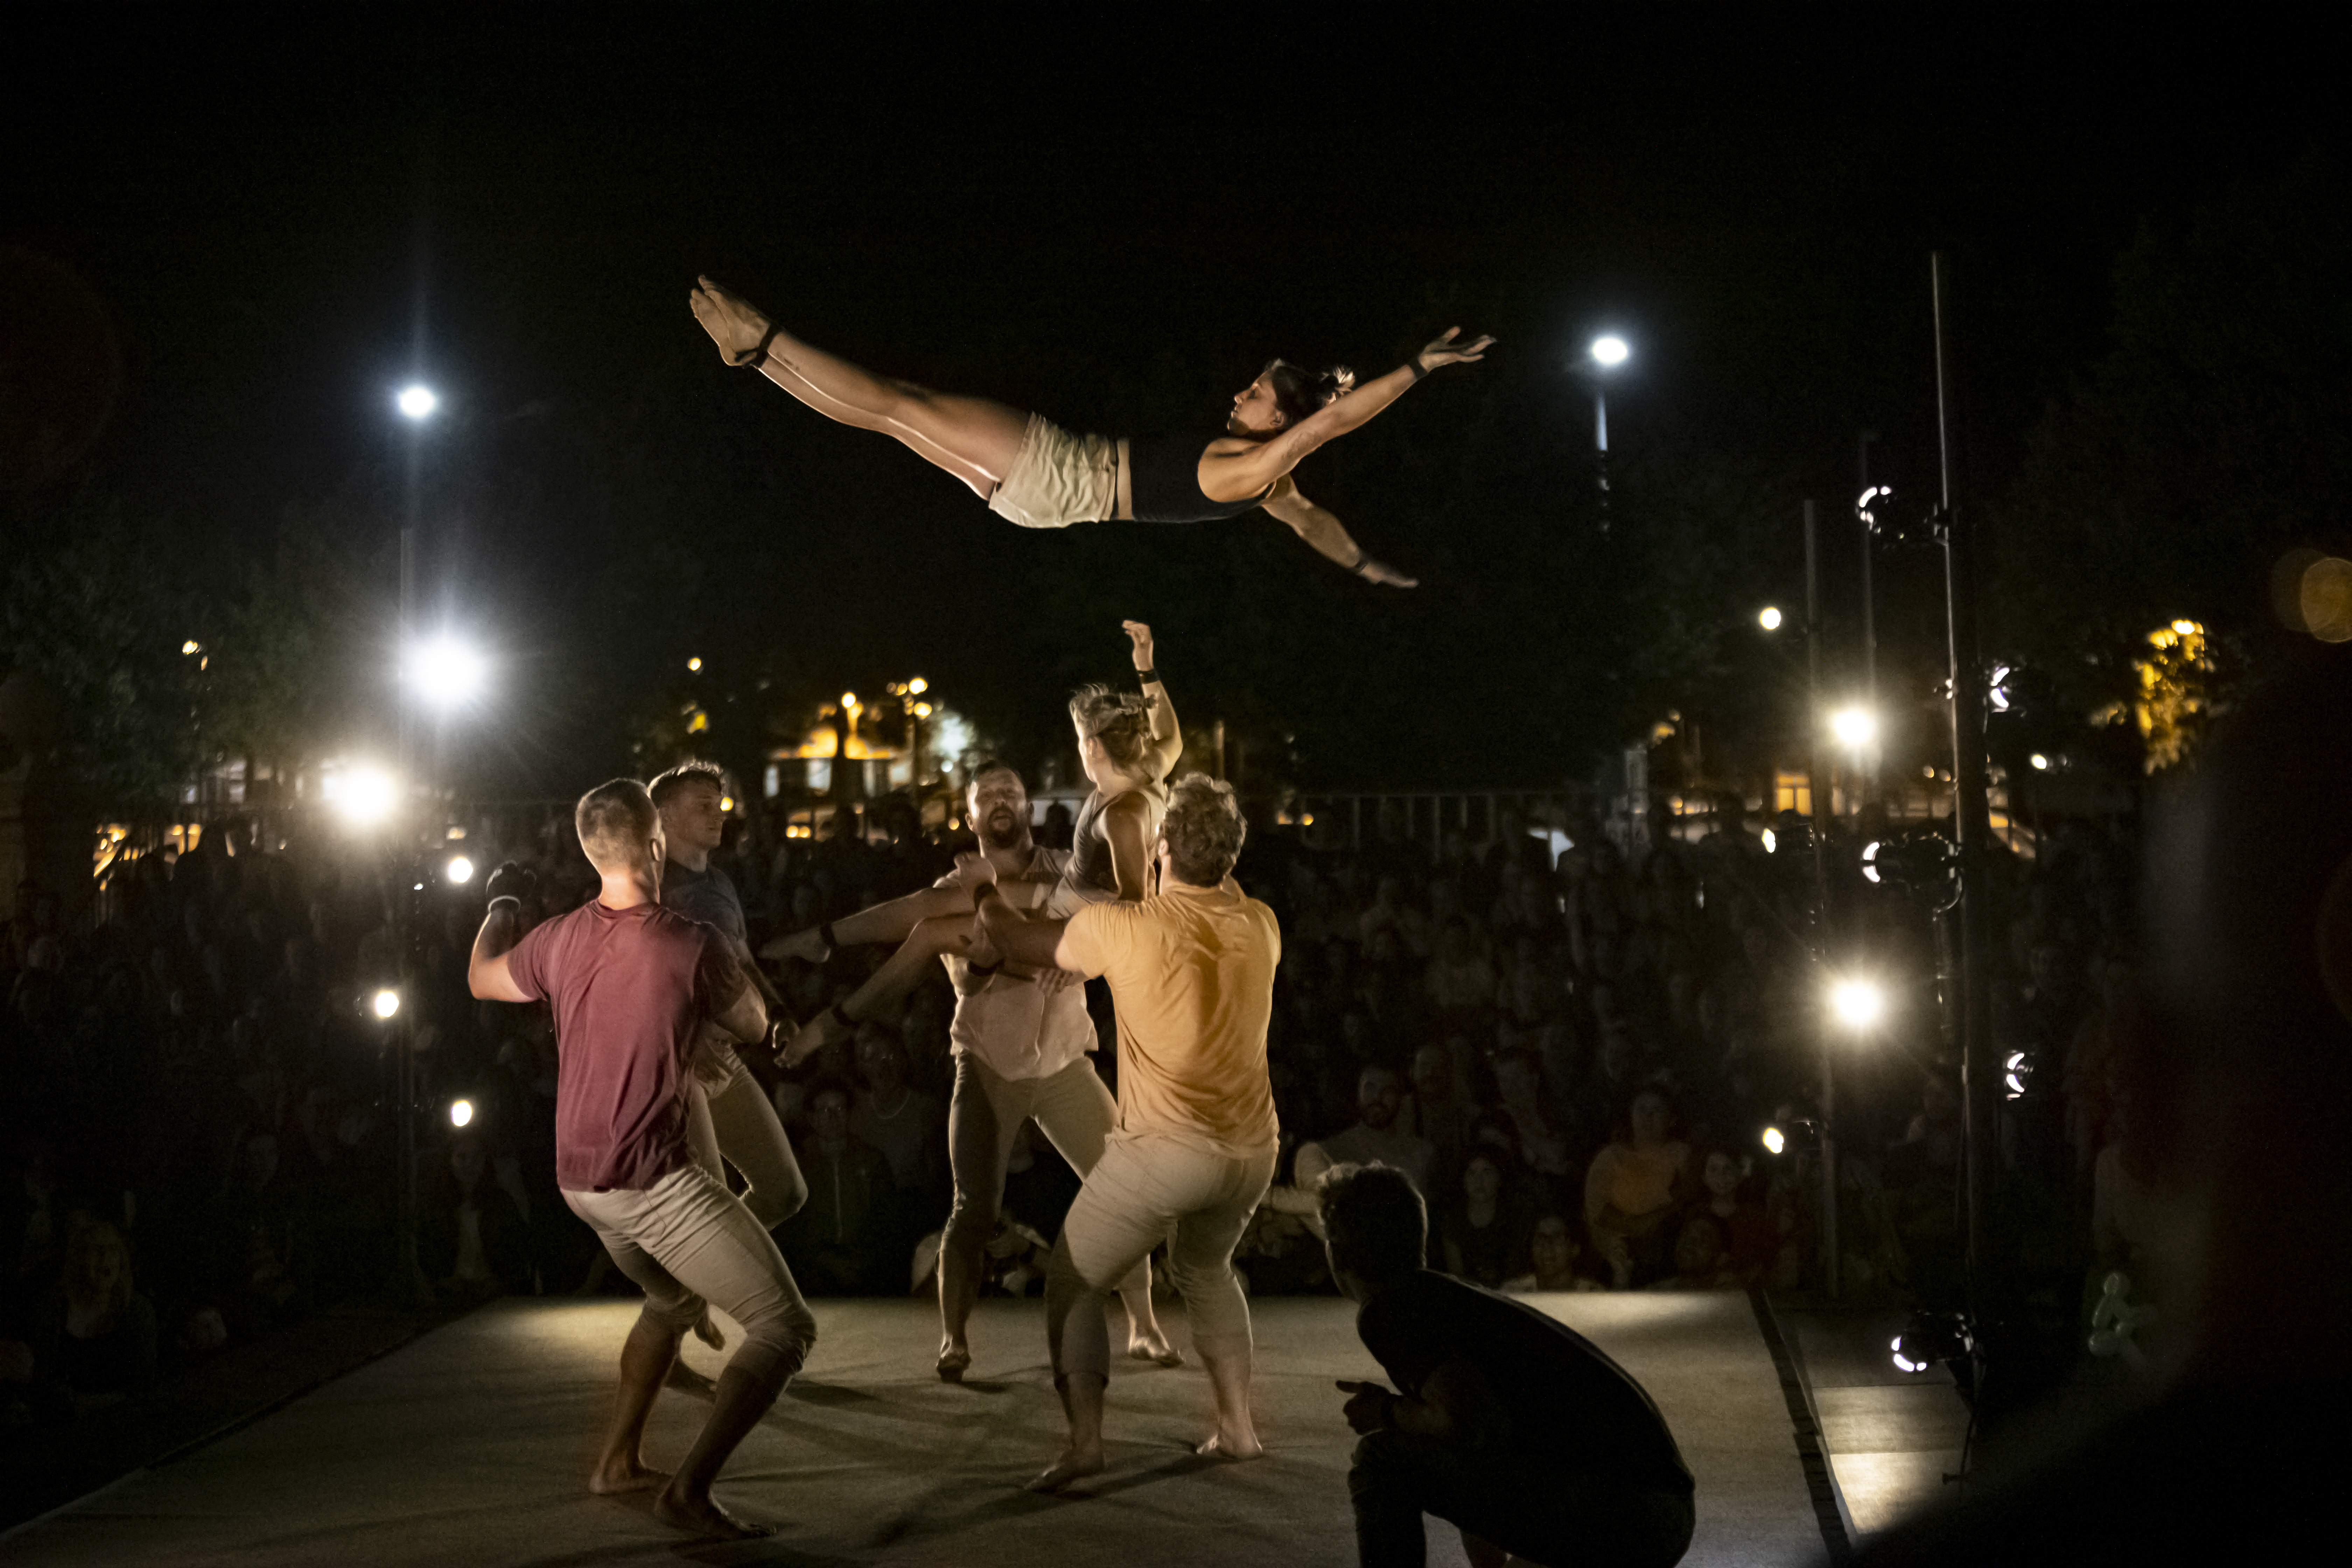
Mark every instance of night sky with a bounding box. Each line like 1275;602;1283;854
4;9;2339;802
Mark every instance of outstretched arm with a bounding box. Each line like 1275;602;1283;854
1123;620;1182;782
763;882;973;961
975;890;1097;977
1220;326;1495;495
1260;478;1417;587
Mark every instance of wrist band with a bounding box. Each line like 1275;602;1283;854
1135;667;1159;686
1354;556;1379;578
1404;359;1428;383
824;1001;856;1031
735;322;782;371
816;919;839;958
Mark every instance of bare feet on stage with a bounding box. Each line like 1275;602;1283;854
1194;1427;1265;1462
936;1342;972;1382
587;1455;670;1496
1126;1329;1185;1368
1024;1440;1106;1493
653;1483;775;1540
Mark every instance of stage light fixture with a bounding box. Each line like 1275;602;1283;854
397;385;438;420
326;765;397;828
372;988;401;1020
408;635;488;710
1761;1126;1786;1156
448;1098;474;1129
1828;978;1886;1030
1829;706;1878;751
1758;606;1782;631
1761;828;1778;854
446;855;474;885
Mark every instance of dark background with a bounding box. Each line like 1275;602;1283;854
4;7;2343;805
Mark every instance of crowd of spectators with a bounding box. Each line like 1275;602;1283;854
1;783;2143;1430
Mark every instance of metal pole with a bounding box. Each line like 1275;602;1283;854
396;522;421;1303
1933;252;1996;1333
1595;389;1612;533
1804;499;1839;1297
1858;432;1879;808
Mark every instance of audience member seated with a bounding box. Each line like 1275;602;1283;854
1297;1064;1437;1204
781;1078;901;1296
418;1134;532;1304
847;1022;946;1204
1504;1213;1606;1294
27;1216;159;1418
1399;1041;1470;1183
1439;1150;1533;1290
1582;1086;1694;1289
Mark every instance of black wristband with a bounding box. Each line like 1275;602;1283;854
1353;556;1379;578
1404;359;1428;383
824;1000;857;1031
816;920;839;958
735;322;782;371
1135;667;1159;686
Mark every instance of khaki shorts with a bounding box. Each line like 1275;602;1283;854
987;414;1118;529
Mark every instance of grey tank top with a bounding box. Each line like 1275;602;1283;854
1070;782;1171;898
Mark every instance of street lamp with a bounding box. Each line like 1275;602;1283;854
1829;706;1878;753
1758;606;1783;631
407;634;488;710
1828;976;1888;1031
1585;335;1630;532
396;384;438;421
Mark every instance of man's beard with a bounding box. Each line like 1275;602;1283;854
980;808;1027;852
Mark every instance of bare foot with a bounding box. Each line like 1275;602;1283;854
692;1310;727;1352
1195;1430;1265;1461
762;926;831;964
1127;1331;1184;1368
689;277;771;366
653;1483;773;1540
778;1007;849;1071
936;1344;972;1383
588;1457;669;1496
1024;1442;1104;1493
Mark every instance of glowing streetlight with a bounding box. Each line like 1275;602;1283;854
1590;335;1630;368
1761;1126;1787;1156
1828;978;1887;1031
908;676;928;695
687;656;702;672
446;855;475;885
1758;606;1783;631
2029;753;2050;771
1580;334;1631;532
372;987;401;1020
1829;706;1878;751
396;384;439;421
326;765;397;828
408;635;487;709
448;1098;474;1129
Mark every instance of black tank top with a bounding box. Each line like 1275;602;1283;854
1128;431;1274;524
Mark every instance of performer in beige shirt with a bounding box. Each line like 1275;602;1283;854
974;775;1281;1491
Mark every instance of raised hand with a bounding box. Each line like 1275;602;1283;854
1122;619;1155;672
1336;1379;1396;1434
484;860;535;906
1412;327;1497;373
690;275;773;365
1355;556;1419;589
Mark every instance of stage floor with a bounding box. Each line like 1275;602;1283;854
5;1291;1830;1566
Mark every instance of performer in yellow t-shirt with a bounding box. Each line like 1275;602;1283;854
974;774;1281;1492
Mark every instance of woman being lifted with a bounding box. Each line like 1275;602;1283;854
770;620;1180;1063
690;277;1493;586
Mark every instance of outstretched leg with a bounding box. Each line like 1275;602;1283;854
1029;1058;1181;1365
786;912;978;1062
691;278;1029;499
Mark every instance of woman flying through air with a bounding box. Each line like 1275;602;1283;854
689;277;1494;586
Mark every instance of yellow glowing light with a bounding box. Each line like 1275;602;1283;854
181;639;201;655
914;702;932;718
1302;813;1316;826
448;1099;474;1129
1829;707;1878;750
2029;754;2050;771
2297;555;2352;643
1758;607;1783;631
372;988;401;1020
1761;828;1778;854
325;765;397;828
1828;978;1887;1030
445;855;475;884
1762;1126;1787;1156
909;677;928;695
719;795;735;812
2170;619;2200;637
687;710;709;733
841;691;857;708
687;656;702;672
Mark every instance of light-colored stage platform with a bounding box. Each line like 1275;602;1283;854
6;1292;1831;1566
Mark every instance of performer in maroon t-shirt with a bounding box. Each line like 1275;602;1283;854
470;778;816;1540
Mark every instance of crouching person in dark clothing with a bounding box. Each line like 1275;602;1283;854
1320;1162;1695;1568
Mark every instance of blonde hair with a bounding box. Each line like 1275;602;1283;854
1070;684;1153;769
575;779;658;873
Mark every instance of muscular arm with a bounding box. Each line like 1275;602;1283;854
974;893;1098;978
711;964;768;1044
1104;796;1154;902
1122;619;1182;781
1213;327;1494;497
468;900;532;1003
1260;477;1417;587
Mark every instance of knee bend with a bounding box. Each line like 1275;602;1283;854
748;1171;809;1230
910;914;966;957
736;1296;818;1380
1165;1255;1234;1303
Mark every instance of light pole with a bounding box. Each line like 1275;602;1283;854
1822;974;1888;1297
393;380;435;1303
1586;335;1629;532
